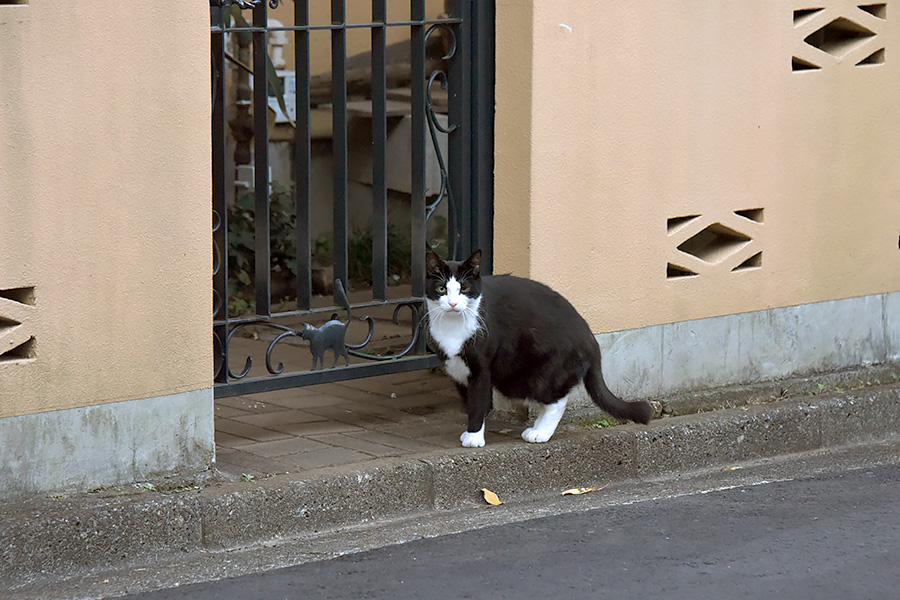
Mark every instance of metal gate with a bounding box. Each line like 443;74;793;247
210;0;494;397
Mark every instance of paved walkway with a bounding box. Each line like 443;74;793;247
214;369;519;478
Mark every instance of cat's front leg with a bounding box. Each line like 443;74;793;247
460;372;491;448
460;424;485;448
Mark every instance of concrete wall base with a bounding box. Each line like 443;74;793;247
0;389;214;501
582;291;900;407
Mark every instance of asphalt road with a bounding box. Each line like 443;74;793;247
125;463;900;600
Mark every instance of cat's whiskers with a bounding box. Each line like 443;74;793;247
426;294;484;356
426;302;447;329
471;304;488;339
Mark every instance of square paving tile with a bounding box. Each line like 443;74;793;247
343;430;444;453
307;433;404;458
215;418;293;443
308;383;383;403
215;447;294;478
232;410;327;428
216;430;257;449
297;404;401;428
335;371;452;397
301;400;430;424
216;395;286;414
214;405;252;419
239;436;333;458
263;420;365;437
256;392;351;410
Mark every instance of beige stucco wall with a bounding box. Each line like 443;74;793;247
0;1;211;419
495;0;900;333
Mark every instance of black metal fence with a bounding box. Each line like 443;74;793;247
210;0;493;397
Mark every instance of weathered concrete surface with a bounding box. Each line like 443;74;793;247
3;383;899;598
594;291;900;403
0;389;214;502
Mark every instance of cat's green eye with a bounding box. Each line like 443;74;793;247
436;284;446;294
460;284;470;293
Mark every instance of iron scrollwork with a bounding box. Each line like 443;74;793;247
212;210;223;319
214;281;428;382
210;0;279;9
423;24;459;228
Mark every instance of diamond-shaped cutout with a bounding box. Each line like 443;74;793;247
804;17;876;57
794;8;825;27
858;3;886;19
667;264;698;279
856;47;885;65
793;56;822;71
677;223;751;264
732;252;762;272
0;287;36;362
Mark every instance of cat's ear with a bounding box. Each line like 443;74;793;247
425;246;445;277
461;249;482;278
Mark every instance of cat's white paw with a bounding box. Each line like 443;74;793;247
460;428;485;448
521;427;553;443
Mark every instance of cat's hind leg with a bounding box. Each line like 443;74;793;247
522;396;568;443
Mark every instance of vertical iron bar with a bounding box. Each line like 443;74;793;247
212;7;229;383
472;0;495;274
410;0;427;297
331;0;349;298
446;0;472;261
294;0;312;309
371;0;388;300
252;3;271;315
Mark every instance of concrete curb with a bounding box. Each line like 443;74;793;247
4;384;899;589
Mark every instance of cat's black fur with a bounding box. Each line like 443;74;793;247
426;248;653;441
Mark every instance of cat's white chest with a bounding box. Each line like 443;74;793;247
427;296;482;385
426;298;481;355
443;355;471;385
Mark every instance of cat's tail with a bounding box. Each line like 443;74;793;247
584;363;653;424
334;278;352;323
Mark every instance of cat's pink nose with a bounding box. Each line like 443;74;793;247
448;300;457;308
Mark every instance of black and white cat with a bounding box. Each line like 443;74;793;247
425;248;653;447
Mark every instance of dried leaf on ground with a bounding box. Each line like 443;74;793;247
480;488;504;505
561;482;610;496
723;466;743;471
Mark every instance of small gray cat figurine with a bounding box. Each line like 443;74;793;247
300;279;352;370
